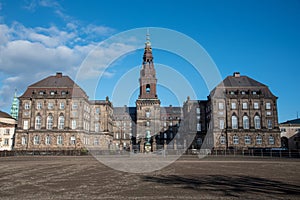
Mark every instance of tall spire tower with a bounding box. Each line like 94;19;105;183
10;89;19;120
136;31;161;152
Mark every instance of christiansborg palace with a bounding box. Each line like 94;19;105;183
9;38;284;152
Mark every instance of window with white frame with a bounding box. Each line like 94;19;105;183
95;123;100;132
123;133;126;139
115;133;119;139
33;135;40;145
72;102;78;110
219;119;225;129
71;120;76;129
254;115;261;129
47;115;53;129
196;107;200;114
266;111;272;116
4;138;9;145
48;102;54;109
57;135;63;145
145;111;150;118
23;120;29;130
231;102;236;109
244;135;251;144
45;135;51;145
70;136;76;145
197;123;201;131
94;138;99;145
242;102;248;109
266;102;271;110
267;119;272;129
269;135;275;145
24;103;30;110
232;115;238;129
58;115;64;129
243;116;249;129
254;102;259;109
220;135;226;144
37;102;42;110
59;102;65;109
218;102;224;110
256;135;262;144
233;135;239;144
35;115;42;129
21;136;27;145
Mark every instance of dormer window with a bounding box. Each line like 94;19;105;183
241;91;246;95
252;91;257;95
39;91;44;95
61;91;66;95
50;91;55;95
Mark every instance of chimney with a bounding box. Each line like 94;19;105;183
233;72;240;77
56;72;62;78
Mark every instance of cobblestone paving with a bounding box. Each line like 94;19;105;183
0;156;299;199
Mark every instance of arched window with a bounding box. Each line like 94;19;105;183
47;115;53;130
233;135;239;144
34;135;40;145
58;115;64;129
254;115;261;129
243;116;249;129
45;135;51;145
256;135;262;144
232;115;238;129
146;84;150;93
269;135;275;145
35;115;42;129
220;135;226;144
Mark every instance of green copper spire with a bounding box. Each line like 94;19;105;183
10;89;19;120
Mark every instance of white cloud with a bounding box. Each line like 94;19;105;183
0;21;138;112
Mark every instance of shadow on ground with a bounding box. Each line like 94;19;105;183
142;174;300;198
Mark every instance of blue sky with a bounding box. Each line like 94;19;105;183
0;0;299;122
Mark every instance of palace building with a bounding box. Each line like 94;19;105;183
13;36;281;152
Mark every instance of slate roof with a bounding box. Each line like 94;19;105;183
210;73;276;98
0;111;14;119
281;118;300;125
20;73;88;98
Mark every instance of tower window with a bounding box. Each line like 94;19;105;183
146;84;150;93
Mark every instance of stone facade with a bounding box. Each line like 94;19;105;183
280;118;300;149
13;38;281;152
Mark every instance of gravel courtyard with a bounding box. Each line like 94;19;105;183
0;156;299;199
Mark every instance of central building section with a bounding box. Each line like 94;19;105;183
136;35;161;150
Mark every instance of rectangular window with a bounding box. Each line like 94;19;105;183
94;138;99;146
242;102;248;109
197;123;201;131
245;136;251;145
220;136;226;144
219;119;224;129
254;102;259;109
71;120;77;129
5;129;10;135
21;136;27;145
4;138;9;145
70;136;76;145
267;119;272;129
196;107;201;114
48;102;54;109
115;133;119;139
233;136;239;144
163;122;167;127
59;102;65;109
146;121;150;127
57;136;63;145
231;102;236;109
23;120;29;130
266;111;272;116
24;103;30;110
218;102;224;110
45;136;51;145
145;111;150;118
34;135;40;145
95;123;100;132
95;108;100;114
266;102;271;110
72;102;78;110
37;102;42;110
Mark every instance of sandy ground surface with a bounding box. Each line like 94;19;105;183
0;155;299;199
